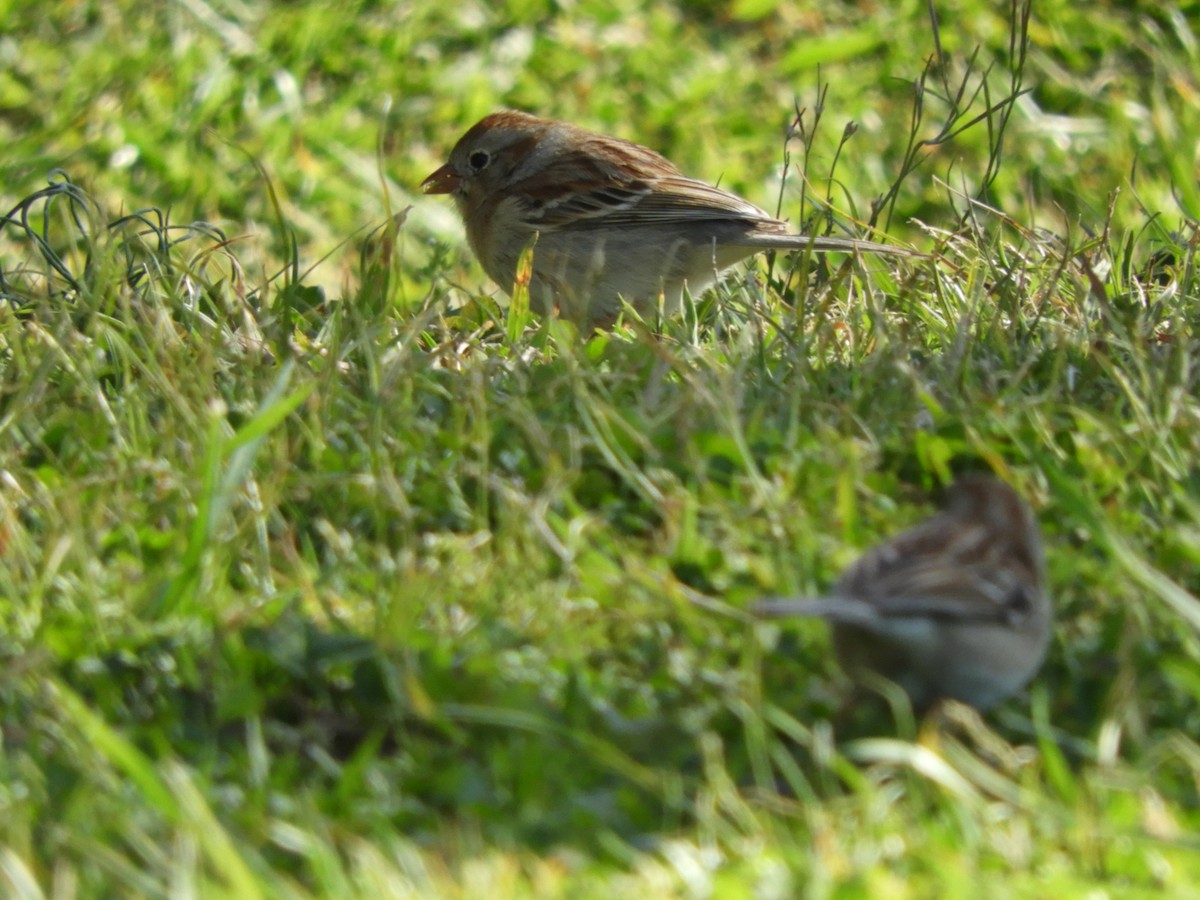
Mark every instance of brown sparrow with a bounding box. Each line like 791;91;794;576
753;476;1051;711
422;110;915;327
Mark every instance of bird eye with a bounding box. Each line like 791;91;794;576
468;150;491;172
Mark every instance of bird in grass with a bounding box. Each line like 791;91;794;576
422;110;916;327
753;476;1051;711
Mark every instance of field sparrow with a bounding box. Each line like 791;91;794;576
422;110;915;327
753;476;1051;711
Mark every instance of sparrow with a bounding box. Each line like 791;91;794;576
753;475;1051;711
422;110;915;327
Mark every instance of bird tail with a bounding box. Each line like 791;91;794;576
751;595;879;626
745;233;920;258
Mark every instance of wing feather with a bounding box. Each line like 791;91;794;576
511;134;779;231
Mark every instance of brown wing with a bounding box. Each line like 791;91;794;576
512;132;778;231
835;478;1044;624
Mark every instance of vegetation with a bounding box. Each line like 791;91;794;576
1;0;1198;895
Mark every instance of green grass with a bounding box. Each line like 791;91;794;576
2;0;1200;895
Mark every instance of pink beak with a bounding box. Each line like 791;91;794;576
421;163;462;194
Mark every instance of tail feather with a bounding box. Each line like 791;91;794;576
745;233;920;258
751;595;881;626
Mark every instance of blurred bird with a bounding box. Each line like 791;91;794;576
753;475;1050;711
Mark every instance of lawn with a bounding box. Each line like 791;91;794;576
1;0;1199;896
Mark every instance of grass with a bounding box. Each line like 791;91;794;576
2;0;1200;895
